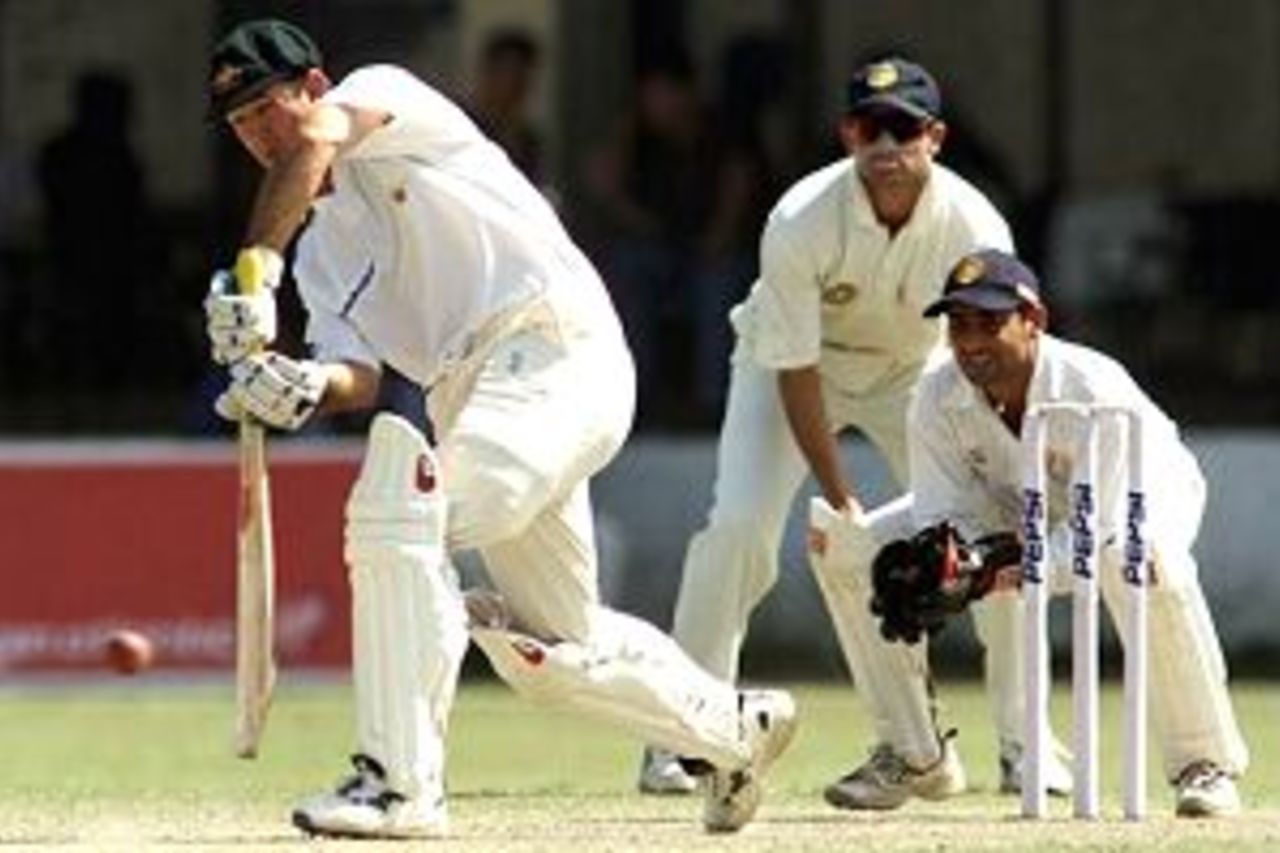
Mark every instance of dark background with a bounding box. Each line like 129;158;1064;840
2;0;1278;436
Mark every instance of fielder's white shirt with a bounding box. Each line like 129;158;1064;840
730;159;1012;395
909;334;1203;552
293;65;619;388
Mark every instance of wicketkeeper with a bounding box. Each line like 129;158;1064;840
879;248;1249;817
204;19;795;839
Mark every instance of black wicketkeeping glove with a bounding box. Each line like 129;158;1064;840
869;522;1022;645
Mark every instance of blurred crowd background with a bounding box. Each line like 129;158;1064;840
2;0;1279;436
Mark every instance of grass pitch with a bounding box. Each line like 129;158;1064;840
1;677;1277;851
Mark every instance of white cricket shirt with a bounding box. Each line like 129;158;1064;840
293;65;618;388
730;159;1012;396
909;334;1203;551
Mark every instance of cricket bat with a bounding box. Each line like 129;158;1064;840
233;248;277;759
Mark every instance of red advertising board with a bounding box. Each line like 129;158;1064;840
0;440;361;673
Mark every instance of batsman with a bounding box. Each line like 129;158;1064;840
203;19;795;839
888;248;1248;817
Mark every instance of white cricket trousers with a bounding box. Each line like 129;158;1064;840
672;355;1026;763
427;304;750;767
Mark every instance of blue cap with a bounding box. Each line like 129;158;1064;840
923;249;1042;317
846;57;941;119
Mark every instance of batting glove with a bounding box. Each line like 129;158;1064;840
215;351;327;431
205;246;284;365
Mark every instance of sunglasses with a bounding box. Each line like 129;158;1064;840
848;110;930;145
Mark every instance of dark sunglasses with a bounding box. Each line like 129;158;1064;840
848;110;930;145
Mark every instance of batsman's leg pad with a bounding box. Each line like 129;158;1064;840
346;413;470;803
671;521;777;682
808;496;942;763
1100;548;1249;780
471;604;749;770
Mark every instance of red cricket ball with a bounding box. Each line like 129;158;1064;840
104;629;155;675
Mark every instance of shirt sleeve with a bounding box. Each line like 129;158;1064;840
740;218;823;369
304;307;380;369
323;65;479;163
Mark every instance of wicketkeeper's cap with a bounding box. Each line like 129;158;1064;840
923;249;1043;317
846;57;941;119
208;19;321;120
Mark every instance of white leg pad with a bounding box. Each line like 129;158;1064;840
1100;547;1249;780
346;414;470;803
470;600;749;770
970;591;1025;748
808;496;941;763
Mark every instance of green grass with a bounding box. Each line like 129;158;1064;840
1;677;1278;850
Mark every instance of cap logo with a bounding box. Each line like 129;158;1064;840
952;256;986;286
211;63;244;96
866;62;899;91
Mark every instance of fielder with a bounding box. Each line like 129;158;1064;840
902;248;1248;817
204;19;795;839
643;56;1071;805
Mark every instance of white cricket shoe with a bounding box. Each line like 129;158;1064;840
638;746;697;795
702;689;798;833
824;736;966;811
292;754;447;839
1175;760;1241;818
998;738;1074;798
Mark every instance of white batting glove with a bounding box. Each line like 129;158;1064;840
205;247;284;365
215;351;327;431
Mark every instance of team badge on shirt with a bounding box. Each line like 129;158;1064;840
966;447;988;469
822;282;858;305
1046;449;1072;487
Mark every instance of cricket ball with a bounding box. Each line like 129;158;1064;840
104;629;155;675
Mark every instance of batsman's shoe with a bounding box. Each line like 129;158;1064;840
998;738;1074;798
703;689;798;833
823;736;966;811
292;754;447;839
1174;760;1241;818
638;746;697;795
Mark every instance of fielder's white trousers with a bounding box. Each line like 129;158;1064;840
672;355;1026;764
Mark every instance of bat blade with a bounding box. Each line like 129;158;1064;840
234;419;276;758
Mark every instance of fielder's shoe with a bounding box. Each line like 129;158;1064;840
824;734;966;811
292;753;447;839
638;746;697;795
998;738;1074;797
1174;760;1241;818
702;689;798;833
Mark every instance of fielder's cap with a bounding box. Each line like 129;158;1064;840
846;57;941;119
923;249;1042;317
208;19;321;119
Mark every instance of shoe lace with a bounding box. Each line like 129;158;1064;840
847;728;958;787
1176;760;1226;791
336;753;405;810
840;743;911;786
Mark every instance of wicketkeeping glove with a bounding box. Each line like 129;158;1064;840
205;246;284;365
215;351;327;431
869;522;1023;645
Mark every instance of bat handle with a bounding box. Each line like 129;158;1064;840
234;246;275;297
